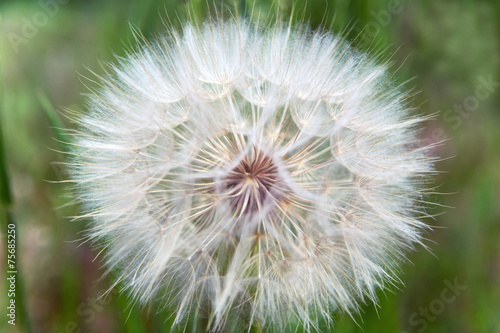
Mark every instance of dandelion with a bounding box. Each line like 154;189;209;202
68;17;435;332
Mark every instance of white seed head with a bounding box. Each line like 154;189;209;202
68;17;435;331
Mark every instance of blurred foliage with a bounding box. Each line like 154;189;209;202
1;0;499;332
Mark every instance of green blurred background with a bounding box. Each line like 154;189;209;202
1;0;499;332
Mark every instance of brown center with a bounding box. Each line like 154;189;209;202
222;148;286;216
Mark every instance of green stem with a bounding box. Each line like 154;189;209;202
1;78;31;332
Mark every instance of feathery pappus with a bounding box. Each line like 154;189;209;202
67;16;436;332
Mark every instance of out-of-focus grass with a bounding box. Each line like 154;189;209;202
0;0;499;332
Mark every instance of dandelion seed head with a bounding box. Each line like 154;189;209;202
68;17;435;331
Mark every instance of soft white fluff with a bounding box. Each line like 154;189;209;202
68;18;435;331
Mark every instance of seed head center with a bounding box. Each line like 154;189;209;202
222;148;286;216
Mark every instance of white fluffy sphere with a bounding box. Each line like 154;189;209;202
69;18;435;332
